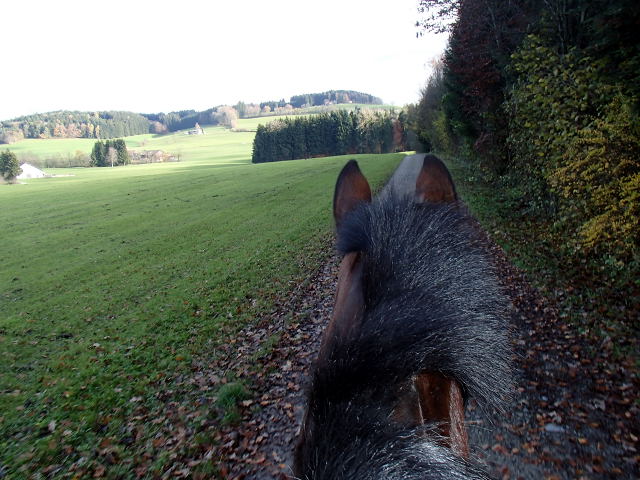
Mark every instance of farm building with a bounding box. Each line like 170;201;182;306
129;150;178;164
187;123;204;135
17;163;48;179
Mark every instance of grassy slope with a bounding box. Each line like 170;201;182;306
123;126;255;164
0;149;403;476
2;137;97;158
2;105;398;164
1;116;289;164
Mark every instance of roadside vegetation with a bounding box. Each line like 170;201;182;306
411;0;639;352
445;157;638;354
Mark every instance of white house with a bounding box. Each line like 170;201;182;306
187;122;204;135
17;163;48;179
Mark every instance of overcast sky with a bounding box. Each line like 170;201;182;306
0;0;448;120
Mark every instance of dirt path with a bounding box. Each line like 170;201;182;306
215;157;638;479
379;152;424;197
466;231;638;479
215;252;339;479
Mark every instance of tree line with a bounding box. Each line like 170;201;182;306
0;111;151;143
288;90;383;108
1;90;385;143
255;90;382;114
251;109;406;163
411;0;639;265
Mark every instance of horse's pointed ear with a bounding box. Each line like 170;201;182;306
414;373;469;458
415;155;458;204
333;160;371;229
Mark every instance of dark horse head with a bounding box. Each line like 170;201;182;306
293;155;512;479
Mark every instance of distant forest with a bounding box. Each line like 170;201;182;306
0;90;383;144
271;90;382;110
0;111;152;143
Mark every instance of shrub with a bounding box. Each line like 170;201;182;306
505;35;612;213
551;94;640;261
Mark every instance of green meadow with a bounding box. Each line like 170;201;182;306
1;116;292;166
0;132;404;476
2;106;398;167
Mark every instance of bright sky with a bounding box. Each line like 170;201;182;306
0;0;448;121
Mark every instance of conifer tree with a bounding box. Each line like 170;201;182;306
90;141;106;167
0;150;21;182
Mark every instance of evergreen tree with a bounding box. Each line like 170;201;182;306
251;110;403;163
90;141;106;167
0;150;21;182
114;139;130;165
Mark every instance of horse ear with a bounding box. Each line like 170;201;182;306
415;155;458;204
414;373;469;458
333;160;372;229
316;252;365;367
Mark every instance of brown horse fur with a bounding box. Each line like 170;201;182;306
333;159;372;230
294;157;511;479
414;372;469;457
415;154;458;204
413;155;467;457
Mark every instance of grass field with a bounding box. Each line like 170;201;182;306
2;136;98;159
0;149;404;477
1;116;294;166
2;105;399;167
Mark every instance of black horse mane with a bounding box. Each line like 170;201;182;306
295;192;511;479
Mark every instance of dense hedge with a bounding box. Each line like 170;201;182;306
251;110;405;163
552;96;640;260
412;0;640;263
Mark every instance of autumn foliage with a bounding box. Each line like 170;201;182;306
414;0;640;268
552;96;640;260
